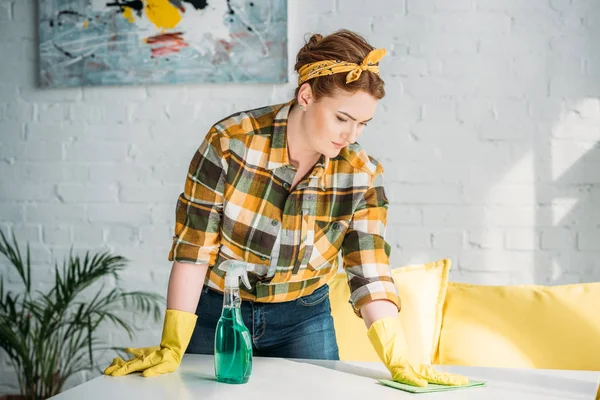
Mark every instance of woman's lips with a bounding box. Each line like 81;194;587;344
332;141;346;149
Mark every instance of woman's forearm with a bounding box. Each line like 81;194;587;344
360;299;399;329
166;261;209;313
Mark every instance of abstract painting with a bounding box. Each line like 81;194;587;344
38;0;288;87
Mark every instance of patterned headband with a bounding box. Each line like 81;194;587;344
297;48;387;85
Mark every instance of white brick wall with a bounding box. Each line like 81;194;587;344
1;0;600;393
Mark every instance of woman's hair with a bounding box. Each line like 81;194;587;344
294;29;385;101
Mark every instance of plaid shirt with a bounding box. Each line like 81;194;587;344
169;101;400;315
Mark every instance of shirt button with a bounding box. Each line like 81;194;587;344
332;222;340;230
260;256;267;261
283;182;290;190
271;219;278;226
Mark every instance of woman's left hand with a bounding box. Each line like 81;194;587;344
367;317;469;387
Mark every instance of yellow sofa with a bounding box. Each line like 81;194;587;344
328;259;600;398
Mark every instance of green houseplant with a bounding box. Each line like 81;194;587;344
0;229;165;399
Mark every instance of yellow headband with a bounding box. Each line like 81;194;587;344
297;48;387;85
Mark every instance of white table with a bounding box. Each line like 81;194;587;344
51;355;599;399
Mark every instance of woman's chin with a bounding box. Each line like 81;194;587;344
323;146;342;158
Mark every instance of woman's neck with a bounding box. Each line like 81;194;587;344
286;103;322;170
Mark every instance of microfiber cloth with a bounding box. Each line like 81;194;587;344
378;379;487;393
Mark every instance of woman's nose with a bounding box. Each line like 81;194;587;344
341;124;358;144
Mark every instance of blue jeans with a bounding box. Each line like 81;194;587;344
186;284;340;360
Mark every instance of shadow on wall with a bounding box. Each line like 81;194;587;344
375;0;600;286
476;0;600;285
536;121;600;284
533;0;600;285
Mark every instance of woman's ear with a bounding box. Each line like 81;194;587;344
297;83;314;107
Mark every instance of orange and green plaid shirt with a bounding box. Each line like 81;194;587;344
168;101;400;315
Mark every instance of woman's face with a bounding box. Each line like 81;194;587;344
301;88;379;158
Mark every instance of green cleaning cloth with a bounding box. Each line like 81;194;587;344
378;379;487;394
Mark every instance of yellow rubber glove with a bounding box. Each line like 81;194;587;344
367;317;469;387
104;346;160;372
104;309;197;377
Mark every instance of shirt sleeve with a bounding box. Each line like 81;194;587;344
341;163;401;317
169;126;227;266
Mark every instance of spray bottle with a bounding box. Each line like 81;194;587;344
214;260;253;384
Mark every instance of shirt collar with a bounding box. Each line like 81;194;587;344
266;101;294;171
266;100;330;191
310;154;329;178
309;154;329;191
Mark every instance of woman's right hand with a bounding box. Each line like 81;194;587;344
103;309;197;377
104;346;160;374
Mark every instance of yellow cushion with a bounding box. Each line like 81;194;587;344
435;281;600;372
329;259;451;364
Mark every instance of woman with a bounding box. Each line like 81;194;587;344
104;29;468;388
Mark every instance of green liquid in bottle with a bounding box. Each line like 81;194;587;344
214;306;253;384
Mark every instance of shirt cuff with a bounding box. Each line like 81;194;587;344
168;240;218;266
349;280;401;318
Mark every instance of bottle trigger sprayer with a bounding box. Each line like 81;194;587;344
214;260;253;384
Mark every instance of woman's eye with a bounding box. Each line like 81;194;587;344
336;116;347;122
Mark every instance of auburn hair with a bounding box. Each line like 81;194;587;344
294;29;386;101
